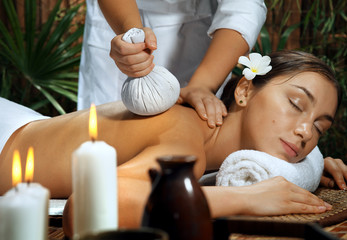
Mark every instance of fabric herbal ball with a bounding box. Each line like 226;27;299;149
122;28;145;44
121;65;181;116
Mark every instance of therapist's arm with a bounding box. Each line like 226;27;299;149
178;0;266;128
178;29;248;128
98;0;157;77
97;0;142;34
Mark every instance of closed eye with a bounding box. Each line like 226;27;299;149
289;99;302;112
314;124;323;135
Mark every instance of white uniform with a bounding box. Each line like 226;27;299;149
77;0;267;110
0;98;50;154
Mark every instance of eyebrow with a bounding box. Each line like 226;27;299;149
291;84;335;123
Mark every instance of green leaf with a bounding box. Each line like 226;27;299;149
34;0;63;57
37;5;80;61
2;0;25;56
277;24;300;50
29;99;50;111
24;0;36;65
33;84;66;114
259;27;272;55
47;85;78;102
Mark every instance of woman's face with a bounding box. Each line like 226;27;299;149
241;72;338;163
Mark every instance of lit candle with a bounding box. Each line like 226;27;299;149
15;147;50;240
72;103;118;239
0;150;43;240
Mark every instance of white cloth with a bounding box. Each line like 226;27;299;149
77;0;267;110
216;146;324;192
0;98;50;154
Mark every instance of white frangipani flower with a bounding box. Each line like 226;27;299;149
238;53;272;80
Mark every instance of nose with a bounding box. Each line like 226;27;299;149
294;121;313;143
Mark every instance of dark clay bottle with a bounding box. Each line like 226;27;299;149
141;155;213;240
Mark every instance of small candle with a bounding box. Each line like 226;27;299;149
15;147;50;240
72;104;118;239
0;150;47;240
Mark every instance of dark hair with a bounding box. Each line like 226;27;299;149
221;50;342;112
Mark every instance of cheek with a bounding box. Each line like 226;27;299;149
242;105;278;147
298;139;320;160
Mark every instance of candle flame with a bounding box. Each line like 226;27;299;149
25;147;34;183
89;103;97;141
12;150;22;187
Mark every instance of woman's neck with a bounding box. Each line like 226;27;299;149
204;110;243;170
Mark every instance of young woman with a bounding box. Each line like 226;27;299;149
0;51;346;237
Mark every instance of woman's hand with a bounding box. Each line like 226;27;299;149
204;176;331;218
109;27;156;77
320;157;347;190
238;176;332;216
177;86;227;128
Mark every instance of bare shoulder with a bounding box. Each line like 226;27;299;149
97;101;201;125
98;102;204;136
102;103;208;168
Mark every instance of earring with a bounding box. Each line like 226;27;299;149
239;100;243;104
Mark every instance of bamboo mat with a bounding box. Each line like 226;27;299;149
256;188;347;227
48;226;65;240
216;188;347;240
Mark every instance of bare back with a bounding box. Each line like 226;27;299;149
0;102;210;197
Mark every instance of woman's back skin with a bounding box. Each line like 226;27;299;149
0;102;220;197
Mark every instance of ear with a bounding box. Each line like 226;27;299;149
234;77;254;106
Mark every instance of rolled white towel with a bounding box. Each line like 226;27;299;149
121;28;180;116
216;146;324;192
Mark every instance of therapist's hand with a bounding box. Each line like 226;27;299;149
109;27;157;77
320;157;347;190
177;86;228;128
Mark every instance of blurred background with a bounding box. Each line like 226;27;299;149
0;0;346;162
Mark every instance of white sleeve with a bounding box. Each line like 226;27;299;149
208;0;267;51
0;98;50;154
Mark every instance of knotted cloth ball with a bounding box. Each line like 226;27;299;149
121;28;180;116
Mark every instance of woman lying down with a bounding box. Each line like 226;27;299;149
0;51;346;238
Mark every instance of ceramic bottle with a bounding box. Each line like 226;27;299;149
141;155;213;240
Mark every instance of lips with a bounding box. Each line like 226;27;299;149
280;139;299;158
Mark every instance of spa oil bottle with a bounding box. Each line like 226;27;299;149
141;155;213;240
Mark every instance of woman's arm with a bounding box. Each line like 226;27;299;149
204;176;331;218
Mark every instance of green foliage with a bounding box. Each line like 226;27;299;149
0;0;84;114
298;0;347;162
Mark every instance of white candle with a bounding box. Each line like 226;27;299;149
0;190;42;240
20;147;50;240
14;183;50;240
72;104;118;239
0;149;50;240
